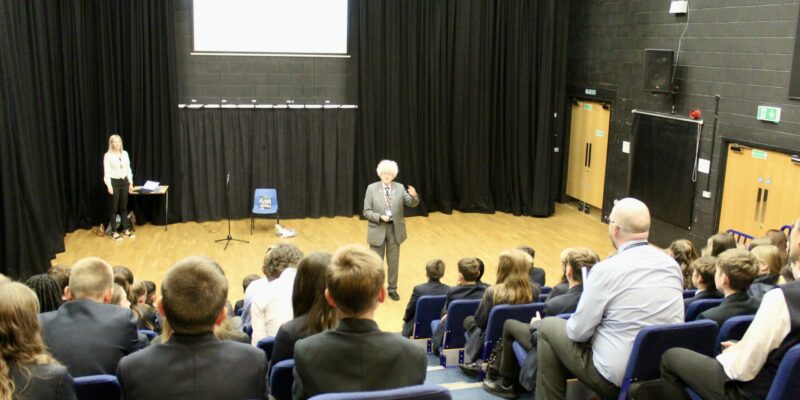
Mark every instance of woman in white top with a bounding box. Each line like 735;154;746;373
103;134;135;240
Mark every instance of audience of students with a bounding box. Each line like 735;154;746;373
39;257;142;377
250;243;303;344
697;249;761;327
668;239;700;289
292;245;426;399
684;256;723;308
24;274;63;313
431;257;490;355
242;243;303;328
460;249;536;372
117;256;268;400
271;252;338;370
0;282;77;400
401;259;450;337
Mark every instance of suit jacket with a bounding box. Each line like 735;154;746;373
530;267;546;287
40;300;140;377
544;284;583;316
117;333;268;400
441;282;490;316
546;282;569;301
292;318;426;400
363;181;419;246
403;279;450;322
683;289;724;309
698;291;761;327
271;314;310;370
10;363;76;400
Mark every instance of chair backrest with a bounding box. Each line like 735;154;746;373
253;188;279;213
618;320;718;400
442;299;481;349
685;298;724;321
74;374;122;400
682;289;697;299
780;224;792;237
482;303;544;359
308;384;452;400
257;336;276;361
766;344;800;400
538;293;549;303
243;323;253;338
726;229;753;246
413;295;447;339
556;313;573;320
269;359;295;400
540;286;552;294
138;329;157;341
716;315;754;354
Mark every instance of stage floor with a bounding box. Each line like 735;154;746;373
54;203;615;332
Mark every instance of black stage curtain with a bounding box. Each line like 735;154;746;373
0;1;177;278
177;109;357;221
355;0;568;217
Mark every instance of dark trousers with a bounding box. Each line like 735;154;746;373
370;223;399;292
535;317;619;400
659;347;742;400
498;320;533;380
109;178;131;232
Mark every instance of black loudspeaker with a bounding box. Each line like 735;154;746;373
644;49;674;93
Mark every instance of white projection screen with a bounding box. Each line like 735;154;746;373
192;0;349;56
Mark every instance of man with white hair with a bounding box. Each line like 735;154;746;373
363;159;420;301
535;198;684;399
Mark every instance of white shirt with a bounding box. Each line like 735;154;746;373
716;288;791;381
566;240;685;386
103;151;133;187
250;268;297;345
240;277;270;326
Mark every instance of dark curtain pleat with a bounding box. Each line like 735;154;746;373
0;0;177;279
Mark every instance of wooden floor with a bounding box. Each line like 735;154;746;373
54;203;615;332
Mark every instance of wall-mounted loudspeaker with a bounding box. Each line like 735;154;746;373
644;49;674;93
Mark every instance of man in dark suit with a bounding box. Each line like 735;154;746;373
698;249;761;327
431;258;489;355
401;259;450;337
482;247;599;398
117;256;268;400
292;245;427;399
363;160;420;301
39;257;141;377
684;256;724;308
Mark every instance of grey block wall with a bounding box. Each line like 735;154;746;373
567;0;800;247
174;0;357;104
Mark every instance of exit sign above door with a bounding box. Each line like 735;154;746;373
757;106;781;123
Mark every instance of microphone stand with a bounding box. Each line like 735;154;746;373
215;172;249;250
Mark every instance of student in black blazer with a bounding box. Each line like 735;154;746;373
431;258;489;355
270;252;338;370
401;259;450;337
684;256;724;309
1;282;77;400
698;249;761;327
518;246;547;286
117;256;268;400
39;257;141;377
292;245;426;400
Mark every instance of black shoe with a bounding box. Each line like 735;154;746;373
388;291;400;301
459;361;481;377
482;377;519;399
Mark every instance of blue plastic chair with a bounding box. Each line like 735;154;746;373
682;289;697;299
413;295;447;340
308;384;452;399
541;286;552;294
243;323;253;338
556;313;573;319
74;374;122;400
512;340;528;367
685;298;724;321
766;343;800;400
716;315;754;354
726;229;753;246
257;336;276;361
251;188;280;234
482;303;544;361
781;224;792;237
269;359;295;400
617;320;718;400
538;293;549;303
440;299;481;350
138;329;157;341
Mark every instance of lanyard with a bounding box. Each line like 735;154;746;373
619;241;649;253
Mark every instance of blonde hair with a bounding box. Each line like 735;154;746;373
69;257;114;299
716;249;758;292
0;283;60;399
750;244;783;276
492;250;533;305
107;134;123;153
327;245;385;316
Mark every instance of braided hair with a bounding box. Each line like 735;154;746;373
24;274;63;313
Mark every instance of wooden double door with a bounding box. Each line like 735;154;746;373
566;99;610;209
718;143;800;236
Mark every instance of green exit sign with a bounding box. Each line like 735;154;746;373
757;106;781;123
